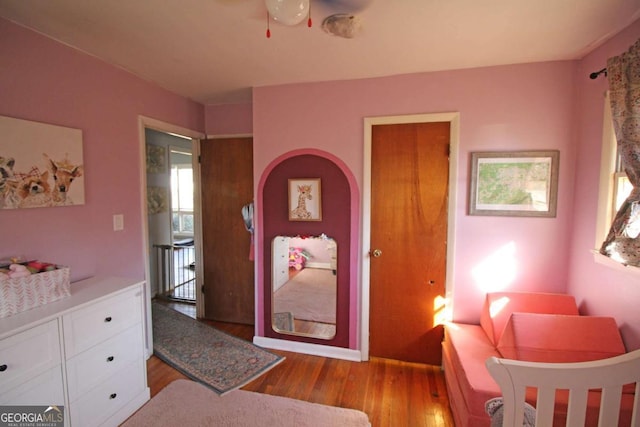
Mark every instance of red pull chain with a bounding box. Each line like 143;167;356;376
266;11;271;38
308;2;312;27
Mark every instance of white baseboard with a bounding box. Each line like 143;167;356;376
253;336;363;362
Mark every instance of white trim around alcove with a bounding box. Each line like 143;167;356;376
253;336;362;362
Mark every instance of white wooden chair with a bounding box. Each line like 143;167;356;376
485;349;640;427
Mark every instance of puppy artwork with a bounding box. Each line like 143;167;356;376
0;156;19;209
16;169;52;208
0;115;84;209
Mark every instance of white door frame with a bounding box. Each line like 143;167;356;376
361;112;460;361
137;115;205;358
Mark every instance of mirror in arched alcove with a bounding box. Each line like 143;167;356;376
271;234;337;340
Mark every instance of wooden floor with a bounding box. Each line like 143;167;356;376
147;302;455;427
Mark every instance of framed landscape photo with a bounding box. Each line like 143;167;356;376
469;150;559;217
288;178;322;221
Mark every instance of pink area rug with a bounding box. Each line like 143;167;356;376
122;379;371;427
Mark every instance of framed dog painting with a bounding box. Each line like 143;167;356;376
0;115;85;209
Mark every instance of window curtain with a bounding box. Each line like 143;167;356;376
600;39;640;266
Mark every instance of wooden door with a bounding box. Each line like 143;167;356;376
200;137;254;324
369;122;449;365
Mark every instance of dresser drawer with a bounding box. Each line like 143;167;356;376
0;365;64;405
69;359;145;427
0;319;61;393
63;287;142;358
66;324;143;402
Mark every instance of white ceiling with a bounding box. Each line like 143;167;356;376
1;0;639;105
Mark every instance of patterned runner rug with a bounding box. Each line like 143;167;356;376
151;301;284;395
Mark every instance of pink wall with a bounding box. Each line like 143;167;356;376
0;18;205;281
253;59;578;340
567;19;640;351
205;103;252;135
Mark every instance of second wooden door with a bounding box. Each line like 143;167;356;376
369;122;450;365
200;137;254;324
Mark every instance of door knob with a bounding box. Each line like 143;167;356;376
371;249;382;258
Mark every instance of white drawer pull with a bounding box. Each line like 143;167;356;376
109;393;117;399
104;316;112;322
106;356;114;362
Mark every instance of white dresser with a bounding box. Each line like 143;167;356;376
0;276;150;426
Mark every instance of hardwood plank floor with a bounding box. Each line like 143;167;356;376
147;302;454;427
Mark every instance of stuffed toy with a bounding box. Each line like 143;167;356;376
26;261;56;273
0;261;57;280
288;247;310;271
5;263;31;279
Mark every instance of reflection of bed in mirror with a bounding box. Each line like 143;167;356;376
272;235;336;340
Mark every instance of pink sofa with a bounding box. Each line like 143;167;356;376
442;291;629;427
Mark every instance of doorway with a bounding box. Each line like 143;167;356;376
139;117;205;356
362;113;460;364
145;130;198;306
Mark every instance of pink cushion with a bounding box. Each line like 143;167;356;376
497;313;626;362
443;323;501;426
480;292;579;345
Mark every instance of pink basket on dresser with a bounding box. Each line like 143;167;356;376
0;266;71;318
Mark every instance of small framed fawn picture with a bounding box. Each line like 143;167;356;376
288;178;322;221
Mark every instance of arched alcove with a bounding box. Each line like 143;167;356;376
260;152;354;348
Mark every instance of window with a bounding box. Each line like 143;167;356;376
594;92;639;273
595;92;619;245
613;154;632;216
171;162;194;235
595;92;634;245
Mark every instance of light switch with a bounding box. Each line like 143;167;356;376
113;214;124;231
